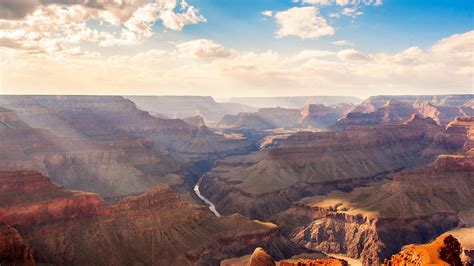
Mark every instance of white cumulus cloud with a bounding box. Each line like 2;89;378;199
273;6;335;39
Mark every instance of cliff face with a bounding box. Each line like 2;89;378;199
273;150;473;265
218;104;349;130
0;96;252;197
0;171;302;265
200;116;446;219
331;95;473;130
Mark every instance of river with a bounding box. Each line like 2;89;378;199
194;180;221;217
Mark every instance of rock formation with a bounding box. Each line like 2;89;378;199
330;95;473;130
0;226;35;265
249;247;276;266
221;247;347;266
274;150;473;264
0;96;253;197
0;170;302;265
219;104;350;130
200;115;446;219
383;234;463;266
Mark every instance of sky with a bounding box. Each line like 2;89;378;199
0;0;473;98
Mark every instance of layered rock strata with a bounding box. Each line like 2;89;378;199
0;170;302;265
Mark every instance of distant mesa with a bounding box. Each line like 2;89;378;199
218;103;352;130
226;96;362;109
330;94;473;130
127;95;256;124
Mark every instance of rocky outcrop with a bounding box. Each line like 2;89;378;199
0;170;302;265
221;247;347;266
330;95;473;130
249;247;276;266
383;234;463;266
201;116;446;219
273;150;473;265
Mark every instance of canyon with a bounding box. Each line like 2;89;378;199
0;96;252;197
0;94;473;265
0;170;303;265
200;115;449;219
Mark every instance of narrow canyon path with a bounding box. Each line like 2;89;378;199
194;179;221;217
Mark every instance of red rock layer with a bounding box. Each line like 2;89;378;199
0;226;34;265
0;171;301;265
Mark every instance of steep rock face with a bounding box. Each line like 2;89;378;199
383;234;463;266
0;171;301;265
0;96;252;196
219;104;349;130
331;95;473;130
274;151;473;265
200;116;445;219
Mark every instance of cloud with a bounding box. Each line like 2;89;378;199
0;0;206;54
337;49;369;61
273;6;334;39
261;10;273;17
176;39;235;58
1;31;472;98
297;0;332;6
332;40;354;46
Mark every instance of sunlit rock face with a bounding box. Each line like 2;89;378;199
0;96;253;197
383;234;463;266
330;94;473;130
0;170;302;265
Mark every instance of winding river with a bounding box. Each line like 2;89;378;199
194;180;221;217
